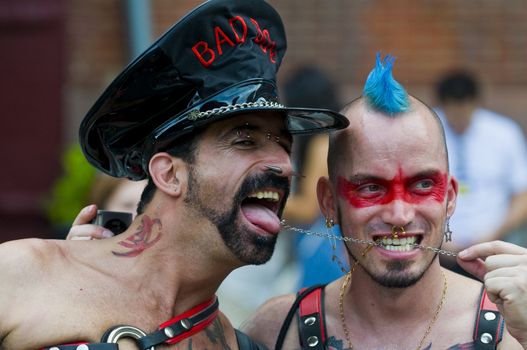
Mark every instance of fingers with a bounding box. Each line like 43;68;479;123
68;225;114;240
458;240;527;261
485;254;527;271
485;276;527;306
72;205;98;226
457;241;527;280
67;205;114;240
458;241;527;347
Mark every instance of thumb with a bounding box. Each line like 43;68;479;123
72;204;98;226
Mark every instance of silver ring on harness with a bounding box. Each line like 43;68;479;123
104;325;154;350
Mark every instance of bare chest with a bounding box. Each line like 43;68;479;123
3;287;237;350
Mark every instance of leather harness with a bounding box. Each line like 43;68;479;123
276;285;505;350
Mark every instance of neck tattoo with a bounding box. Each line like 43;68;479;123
338;249;448;350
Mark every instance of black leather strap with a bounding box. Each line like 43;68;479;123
275;285;324;350
297;287;326;350
473;288;504;350
135;297;219;348
44;344;117;350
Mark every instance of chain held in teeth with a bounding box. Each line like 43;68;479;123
280;220;457;257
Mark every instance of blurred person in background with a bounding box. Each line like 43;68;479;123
46;143;146;240
282;66;349;288
434;71;527;273
89;173;146;215
69;173;147;240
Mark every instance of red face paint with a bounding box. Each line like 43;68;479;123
338;169;447;208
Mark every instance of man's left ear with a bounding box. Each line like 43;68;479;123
446;175;458;216
149;152;188;197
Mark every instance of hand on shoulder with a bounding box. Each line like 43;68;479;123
458;240;527;349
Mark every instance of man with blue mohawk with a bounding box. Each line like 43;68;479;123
242;53;527;349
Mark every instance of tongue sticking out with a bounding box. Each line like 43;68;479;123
242;203;281;234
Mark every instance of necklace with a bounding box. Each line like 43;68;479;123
338;252;448;350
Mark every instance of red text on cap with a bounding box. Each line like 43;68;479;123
192;16;277;68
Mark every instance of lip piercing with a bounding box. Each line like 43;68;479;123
391;226;406;239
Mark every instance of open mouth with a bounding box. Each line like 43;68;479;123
240;189;283;234
374;235;422;252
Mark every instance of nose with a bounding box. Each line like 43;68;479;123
262;151;293;179
381;199;415;228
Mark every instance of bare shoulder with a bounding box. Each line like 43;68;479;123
240;293;297;349
0;238;63;299
0;239;60;338
446;268;482;297
0;238;55;278
443;269;483;316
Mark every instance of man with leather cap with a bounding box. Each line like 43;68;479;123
0;0;348;348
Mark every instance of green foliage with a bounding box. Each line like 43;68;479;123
43;143;97;225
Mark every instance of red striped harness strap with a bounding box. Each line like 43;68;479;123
286;285;504;350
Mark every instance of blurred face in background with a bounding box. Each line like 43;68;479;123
105;179;147;216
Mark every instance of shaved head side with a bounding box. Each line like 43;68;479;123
327;98;360;182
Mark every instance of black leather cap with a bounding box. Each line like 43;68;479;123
79;0;349;180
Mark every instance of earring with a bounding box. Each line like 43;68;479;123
444;217;452;242
326;218;348;273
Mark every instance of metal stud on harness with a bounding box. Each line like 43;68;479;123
44;296;219;350
102;325;153;349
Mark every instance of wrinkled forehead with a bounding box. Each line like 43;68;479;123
333;97;447;175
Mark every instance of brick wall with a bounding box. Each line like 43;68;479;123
65;0;527;136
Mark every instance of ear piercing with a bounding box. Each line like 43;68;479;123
444;217;452;242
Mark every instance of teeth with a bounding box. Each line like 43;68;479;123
378;236;417;252
248;191;280;202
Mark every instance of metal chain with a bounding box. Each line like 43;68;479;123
280;220;458;257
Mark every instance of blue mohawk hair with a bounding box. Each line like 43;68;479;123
363;53;409;115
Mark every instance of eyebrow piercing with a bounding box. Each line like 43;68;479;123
266;132;281;143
